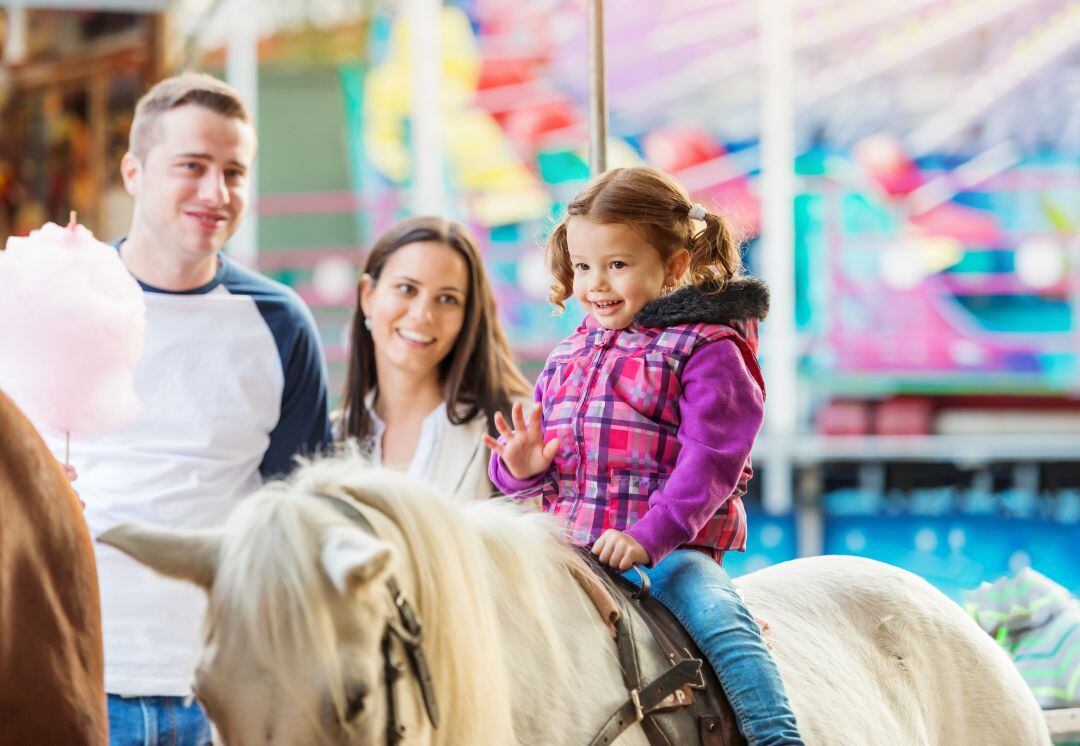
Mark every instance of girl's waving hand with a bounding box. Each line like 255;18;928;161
483;401;559;481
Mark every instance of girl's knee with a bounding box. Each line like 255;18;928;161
654;552;737;592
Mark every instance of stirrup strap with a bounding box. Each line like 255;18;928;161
588;658;704;746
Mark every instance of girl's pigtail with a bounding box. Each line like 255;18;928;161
687;209;743;289
545;221;574;314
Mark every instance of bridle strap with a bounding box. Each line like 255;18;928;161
381;630;407;745
313;492;441;738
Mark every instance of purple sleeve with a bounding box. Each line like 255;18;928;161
488;373;551;498
625;339;764;565
489;449;547;496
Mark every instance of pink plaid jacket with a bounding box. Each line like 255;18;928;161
491;279;768;564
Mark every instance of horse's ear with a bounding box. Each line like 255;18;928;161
98;524;221;589
320;525;395;597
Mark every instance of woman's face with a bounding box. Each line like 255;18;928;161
359;240;470;382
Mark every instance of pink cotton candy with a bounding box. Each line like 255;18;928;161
0;220;145;438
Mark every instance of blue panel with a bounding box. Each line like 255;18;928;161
726;510;798;578
823;515;1080;601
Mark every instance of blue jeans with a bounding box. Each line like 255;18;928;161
626;549;804;746
108;694;211;746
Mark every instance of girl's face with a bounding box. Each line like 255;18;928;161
359;240;469;381
567;218;689;330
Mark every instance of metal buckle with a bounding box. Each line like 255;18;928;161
682;648;707;689
630;688;644;723
629;566;651;600
394;589;424;638
387;618;422;648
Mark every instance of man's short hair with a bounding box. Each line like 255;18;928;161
128;72;252;161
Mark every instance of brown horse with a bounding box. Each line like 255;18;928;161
0;389;107;744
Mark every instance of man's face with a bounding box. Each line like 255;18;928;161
122;105;256;261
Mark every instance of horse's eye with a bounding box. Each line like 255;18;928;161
343;681;368;721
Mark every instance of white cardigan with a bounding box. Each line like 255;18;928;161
422;410;495;501
332;399;499;502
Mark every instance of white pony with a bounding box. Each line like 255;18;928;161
101;456;1050;745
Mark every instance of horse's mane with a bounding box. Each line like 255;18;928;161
212;455;590;745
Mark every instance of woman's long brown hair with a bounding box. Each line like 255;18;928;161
341;216;531;440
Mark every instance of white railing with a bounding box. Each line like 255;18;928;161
1046;707;1080;743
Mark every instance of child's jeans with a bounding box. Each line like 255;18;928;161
108;694;211;746
625;549;804;746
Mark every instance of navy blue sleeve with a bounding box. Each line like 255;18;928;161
259;299;332;478
220;258;332;477
220;258;331;478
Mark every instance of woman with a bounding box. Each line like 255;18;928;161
338;215;531;500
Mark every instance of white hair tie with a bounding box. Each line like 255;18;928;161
688;203;707;221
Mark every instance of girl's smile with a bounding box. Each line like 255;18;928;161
589;299;624;317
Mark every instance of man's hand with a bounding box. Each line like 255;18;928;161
592;529;650;571
61;464;84;509
482;401;559;481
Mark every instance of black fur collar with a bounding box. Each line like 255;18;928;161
634;277;770;327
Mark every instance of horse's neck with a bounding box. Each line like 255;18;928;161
0;395;108;744
491;560;648;746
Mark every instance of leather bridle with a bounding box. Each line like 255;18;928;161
313;492;439;744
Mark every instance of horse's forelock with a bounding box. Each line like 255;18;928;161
209;487;348;729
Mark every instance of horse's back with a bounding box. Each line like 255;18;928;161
736;555;1050;745
0;390;107;745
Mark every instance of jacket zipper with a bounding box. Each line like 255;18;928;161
565;327;614;528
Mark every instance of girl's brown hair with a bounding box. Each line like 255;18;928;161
341;216;531;440
545;166;743;311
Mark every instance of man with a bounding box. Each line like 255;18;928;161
51;72;331;745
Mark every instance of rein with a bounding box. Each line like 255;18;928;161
313;492;440;744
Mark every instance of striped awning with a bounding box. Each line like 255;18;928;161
0;1;170;10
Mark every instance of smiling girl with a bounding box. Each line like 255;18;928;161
486;167;803;745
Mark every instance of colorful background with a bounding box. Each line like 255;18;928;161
2;0;1079;606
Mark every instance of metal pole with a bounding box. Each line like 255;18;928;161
3;1;27;65
225;0;258;268
587;0;607;175
758;0;799;518
409;0;445;216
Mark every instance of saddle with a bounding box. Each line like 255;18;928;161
574;550;746;746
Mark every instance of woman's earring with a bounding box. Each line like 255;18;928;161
363;317;373;331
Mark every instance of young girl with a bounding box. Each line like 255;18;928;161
484;166;804;746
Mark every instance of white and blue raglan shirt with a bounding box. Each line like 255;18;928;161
43;250;331;696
